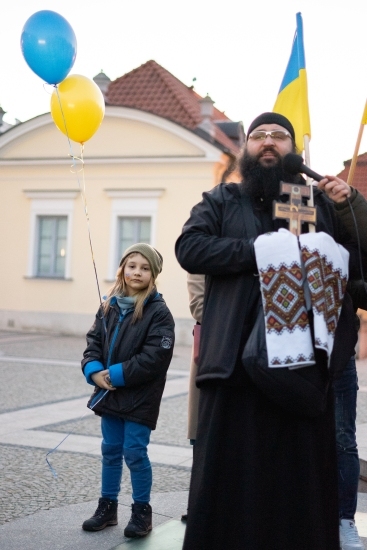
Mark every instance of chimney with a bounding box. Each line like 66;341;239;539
0;106;5;127
0;106;18;134
93;71;111;98
198;95;215;138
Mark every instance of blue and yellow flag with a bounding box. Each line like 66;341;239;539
273;12;311;152
361;100;367;125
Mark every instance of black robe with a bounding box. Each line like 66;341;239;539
185;379;339;550
175;183;362;550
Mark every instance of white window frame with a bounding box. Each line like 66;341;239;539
105;189;164;280
24;191;79;279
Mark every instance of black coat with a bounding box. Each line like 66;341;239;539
81;290;175;429
335;186;367;255
175;182;363;385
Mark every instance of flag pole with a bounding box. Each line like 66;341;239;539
347;99;367;185
303;134;315;232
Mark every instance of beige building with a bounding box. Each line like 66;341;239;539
0;61;243;343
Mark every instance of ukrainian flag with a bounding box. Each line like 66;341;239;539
362;100;367;125
273;12;311;152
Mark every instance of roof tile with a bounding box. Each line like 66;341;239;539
105;60;239;155
337;152;367;198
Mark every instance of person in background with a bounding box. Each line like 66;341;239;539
180;273;204;522
337;279;367;550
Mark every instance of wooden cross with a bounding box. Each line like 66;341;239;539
273;182;317;236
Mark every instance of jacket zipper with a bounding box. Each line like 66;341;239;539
106;312;125;368
89;298;161;410
89;310;127;409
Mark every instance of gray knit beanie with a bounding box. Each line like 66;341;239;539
119;243;163;280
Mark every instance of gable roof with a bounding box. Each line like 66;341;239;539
105;60;241;156
337;152;367;197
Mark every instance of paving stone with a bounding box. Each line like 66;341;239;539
5;330;367;549
38;394;190;449
0;331;192;526
0;444;190;525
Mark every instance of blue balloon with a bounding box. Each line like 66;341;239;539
21;10;77;85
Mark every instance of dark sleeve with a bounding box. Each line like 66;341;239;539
175;187;257;275
81;308;106;372
337;223;367;280
338;234;367;281
334;188;367;255
326;194;367;280
347;279;367;311
122;307;175;387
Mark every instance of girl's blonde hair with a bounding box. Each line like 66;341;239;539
103;252;155;323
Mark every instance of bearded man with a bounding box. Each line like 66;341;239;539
175;112;367;550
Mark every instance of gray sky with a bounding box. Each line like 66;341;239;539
2;1;367;176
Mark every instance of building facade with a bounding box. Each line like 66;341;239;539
0;61;243;343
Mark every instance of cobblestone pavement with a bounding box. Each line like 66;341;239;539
39;394;189;448
3;329;367;550
0;331;192;525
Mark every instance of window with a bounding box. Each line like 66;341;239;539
105;189;164;280
24;190;78;279
117;217;151;263
36;216;68;277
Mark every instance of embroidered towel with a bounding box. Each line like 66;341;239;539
254;229;314;368
299;231;349;357
254;229;349;368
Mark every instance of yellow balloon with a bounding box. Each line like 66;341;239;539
50;74;105;144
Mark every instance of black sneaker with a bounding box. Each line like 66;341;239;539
82;498;118;531
124;503;152;538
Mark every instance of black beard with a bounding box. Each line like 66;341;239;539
239;149;299;208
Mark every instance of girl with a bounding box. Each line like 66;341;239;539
81;243;175;538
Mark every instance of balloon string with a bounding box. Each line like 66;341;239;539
46;389;110;478
54;87;107;334
78;145;108;335
45;90;111;478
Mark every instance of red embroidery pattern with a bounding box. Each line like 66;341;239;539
301;247;347;335
270;352;315;366
259;262;308;334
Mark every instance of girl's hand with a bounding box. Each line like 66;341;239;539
317;175;351;203
91;369;116;390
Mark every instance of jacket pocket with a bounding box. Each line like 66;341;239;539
107;388;135;413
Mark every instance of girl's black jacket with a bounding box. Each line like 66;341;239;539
81;290;175;430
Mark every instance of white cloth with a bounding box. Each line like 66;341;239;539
254;229;349;369
299;232;349;357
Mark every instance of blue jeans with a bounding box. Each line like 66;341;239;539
101;414;152;504
333;356;360;520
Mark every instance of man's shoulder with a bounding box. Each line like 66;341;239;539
205;182;241;201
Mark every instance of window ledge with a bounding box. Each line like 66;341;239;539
24;276;73;281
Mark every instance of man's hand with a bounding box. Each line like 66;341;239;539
317;175;351;203
91;369;116;390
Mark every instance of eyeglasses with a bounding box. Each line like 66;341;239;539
248;130;291;141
